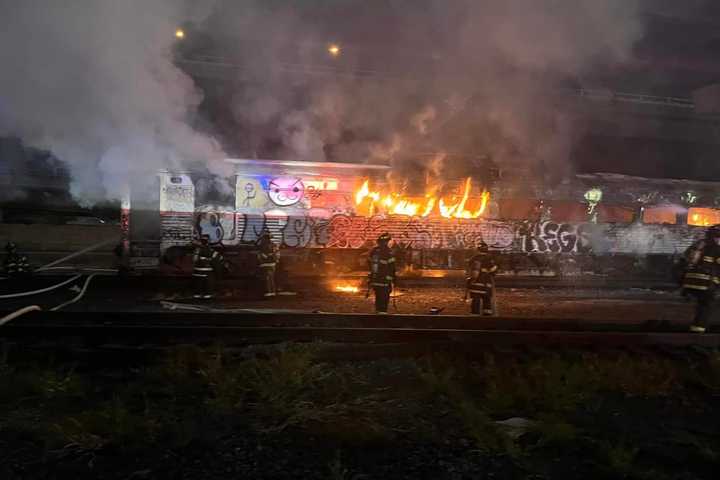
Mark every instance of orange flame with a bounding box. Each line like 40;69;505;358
355;178;489;218
688;208;720;227
334;284;360;293
691;213;713;226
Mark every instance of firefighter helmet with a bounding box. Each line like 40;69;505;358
377;232;391;244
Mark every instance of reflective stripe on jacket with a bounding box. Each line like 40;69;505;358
193;246;222;274
682;241;720;292
368;246;396;286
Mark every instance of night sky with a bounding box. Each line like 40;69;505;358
177;1;720;181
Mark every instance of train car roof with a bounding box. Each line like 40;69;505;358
577;172;720;189
224;158;391;172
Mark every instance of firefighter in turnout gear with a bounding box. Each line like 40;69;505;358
192;234;223;299
368;232;396;314
257;230;279;297
466;242;498;315
3;242;30;277
682;224;720;333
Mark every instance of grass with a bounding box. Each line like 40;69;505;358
327;451;366;480
601;439;640;475
0;345;719;478
414;350;703;464
417;355;519;456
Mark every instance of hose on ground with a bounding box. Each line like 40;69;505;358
0;305;41;326
1;273;98;324
37;266;118;274
0;275;82;299
50;274;98;311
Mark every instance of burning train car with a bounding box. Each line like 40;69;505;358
122;158;719;277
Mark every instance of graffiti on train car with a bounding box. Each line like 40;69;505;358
194;206;235;245
152;173;704;255
519;221;592;253
227;212;701;255
231;212;521;250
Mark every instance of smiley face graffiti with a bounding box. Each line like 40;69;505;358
267;177;305;207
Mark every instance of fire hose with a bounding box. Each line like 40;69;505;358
35;238;117;272
0;273;99;325
50;274;98;311
0;305;41;326
0;237;117;300
0;274;83;299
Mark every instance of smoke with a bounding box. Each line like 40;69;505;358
0;0;225;203
0;0;652;204
209;0;646;180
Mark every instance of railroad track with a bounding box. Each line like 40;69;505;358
1;310;718;349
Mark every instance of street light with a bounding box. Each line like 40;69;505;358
328;43;341;57
175;28;185;39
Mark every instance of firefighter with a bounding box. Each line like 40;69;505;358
466;242;498;316
368;232;396;314
192;234;223;299
3;242;31;277
257;230;279;297
681;224;720;333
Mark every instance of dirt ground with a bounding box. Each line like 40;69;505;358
155;285;698;325
1;274;698;326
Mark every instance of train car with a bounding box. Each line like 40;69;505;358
122;158;720;278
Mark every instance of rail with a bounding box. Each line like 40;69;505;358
2;309;717;360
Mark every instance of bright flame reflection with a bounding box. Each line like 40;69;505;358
334;284;360;293
354;178;490;218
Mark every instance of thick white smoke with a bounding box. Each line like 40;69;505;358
0;0;658;204
206;0;649;178
0;0;224;203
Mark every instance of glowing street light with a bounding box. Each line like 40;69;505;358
175;28;185;39
328;43;341;57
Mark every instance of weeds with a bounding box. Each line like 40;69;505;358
529;415;579;450
0;345;718;477
327;451;366;480
600;440;639;475
418;356;518;456
231;348;390;440
54;395;158;451
590;354;678;397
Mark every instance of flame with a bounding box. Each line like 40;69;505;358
688;208;720;227
355;178;490;219
334;284;360;293
691;213;713;227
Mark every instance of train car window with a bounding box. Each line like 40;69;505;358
598;205;634;223
498;199;536;220
194;175;234;206
643;207;677;224
547;202;588;222
688;207;720;226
